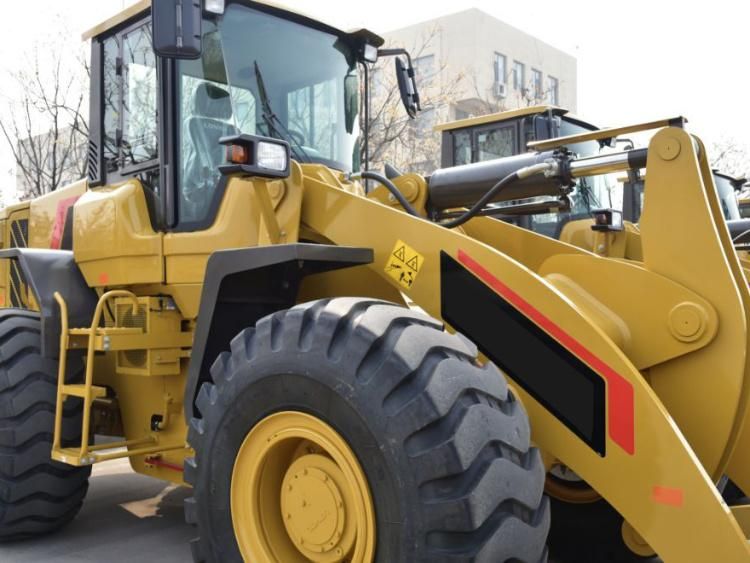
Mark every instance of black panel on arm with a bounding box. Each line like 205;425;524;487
440;251;607;456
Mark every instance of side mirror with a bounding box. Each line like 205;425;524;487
394;57;421;119
344;73;359;134
152;0;203;60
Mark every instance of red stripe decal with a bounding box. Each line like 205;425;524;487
457;249;635;455
50;196;81;250
144;456;184;473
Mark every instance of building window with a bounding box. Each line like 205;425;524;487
493;52;507;84
548;76;559;105
513;61;525;91
531;69;543;99
454;108;471;121
414;54;436;82
416;107;436;135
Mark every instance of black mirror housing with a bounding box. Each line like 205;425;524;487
152;0;203;60
378;48;421;120
395;56;420;119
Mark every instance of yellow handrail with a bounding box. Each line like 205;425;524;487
53;290;140;460
80;290;139;457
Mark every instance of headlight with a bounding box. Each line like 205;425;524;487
591;208;624;232
257;141;288;172
204;0;225;15
220;134;291;179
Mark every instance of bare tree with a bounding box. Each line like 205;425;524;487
0;31;89;200
710;136;750;180
365;26;465;175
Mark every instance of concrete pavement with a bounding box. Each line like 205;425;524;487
0;459;194;562
0;459;573;563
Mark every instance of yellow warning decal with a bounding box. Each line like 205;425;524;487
385;240;424;289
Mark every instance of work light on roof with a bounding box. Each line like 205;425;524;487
363;44;379;63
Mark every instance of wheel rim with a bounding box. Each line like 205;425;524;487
545;464;602;504
231;411;376;563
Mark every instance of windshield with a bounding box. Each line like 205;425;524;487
176;3;360;225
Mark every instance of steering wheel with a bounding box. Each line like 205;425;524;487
286;127;307;148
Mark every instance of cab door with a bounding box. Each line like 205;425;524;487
77;16;163;289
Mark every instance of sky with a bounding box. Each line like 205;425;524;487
1;0;748;197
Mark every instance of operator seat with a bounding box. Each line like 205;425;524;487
183;83;239;215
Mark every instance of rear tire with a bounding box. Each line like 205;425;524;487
185;298;549;562
0;310;90;540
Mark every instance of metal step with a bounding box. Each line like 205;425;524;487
61;384;107;399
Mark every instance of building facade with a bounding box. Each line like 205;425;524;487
372;8;577;173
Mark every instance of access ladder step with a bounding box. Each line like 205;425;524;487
61;384;107;399
68;327;142;336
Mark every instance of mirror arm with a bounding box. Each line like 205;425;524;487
377;47;414;68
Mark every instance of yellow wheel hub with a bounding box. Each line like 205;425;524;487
231;411;375;563
281;455;354;559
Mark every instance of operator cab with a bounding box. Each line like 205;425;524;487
83;0;414;233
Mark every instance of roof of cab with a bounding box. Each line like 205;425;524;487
434;106;562;132
434;105;597;133
82;0;383;45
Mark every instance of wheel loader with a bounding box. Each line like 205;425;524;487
1;1;750;562
740;187;750;219
436;106;746;246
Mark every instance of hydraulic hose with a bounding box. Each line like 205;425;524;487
351;171;420;217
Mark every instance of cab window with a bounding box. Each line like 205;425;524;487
176;22;258;225
451;124;517;166
122;25;158;166
287;79;339;163
173;4;360;230
476;126;515;161
452;130;471;166
100;22;160;202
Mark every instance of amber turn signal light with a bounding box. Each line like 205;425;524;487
226;144;251;165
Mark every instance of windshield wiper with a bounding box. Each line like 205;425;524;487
254;62;312;164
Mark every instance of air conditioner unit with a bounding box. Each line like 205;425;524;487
493;82;507;98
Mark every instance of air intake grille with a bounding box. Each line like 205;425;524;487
116;304;147;368
8;218;29;309
87;139;99;183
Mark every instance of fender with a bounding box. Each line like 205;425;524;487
0;248;97;358
184;243;373;418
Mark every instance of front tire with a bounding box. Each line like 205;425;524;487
185;298;549;562
0;310;90;540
